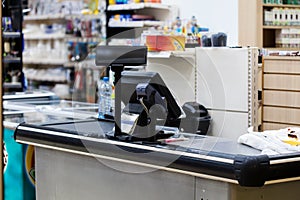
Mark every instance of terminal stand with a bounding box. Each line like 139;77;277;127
96;45;148;141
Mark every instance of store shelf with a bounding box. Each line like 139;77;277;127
3;32;21;38
106;0;176;40
24;13;102;22
107;3;171;11
24;33;66;40
172;48;195;57
264;47;300;51
263;3;300;8
262;56;300;130
2;0;24;92
26;78;68;84
24;14;66;21
108;20;164;27
23;33;102;42
65;14;102;20
263;25;300;29
264;56;300;61
23;58;66;65
143;21;165;26
3;82;22;89
261;2;300;49
148;49;195;59
63;62;77;68
65;36;102;43
3;57;21;64
148;51;171;58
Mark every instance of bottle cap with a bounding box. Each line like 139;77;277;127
103;77;109;82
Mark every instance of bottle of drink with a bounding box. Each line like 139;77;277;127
98;77;112;119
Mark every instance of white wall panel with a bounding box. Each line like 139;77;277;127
162;0;239;46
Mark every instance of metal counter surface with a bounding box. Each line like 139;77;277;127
14;120;300;187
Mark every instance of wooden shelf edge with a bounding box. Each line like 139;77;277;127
108;20;164;28
3;32;21;38
107;3;170;11
263;56;300;61
24;33;65;40
24;14;102;22
23;58;67;65
263;25;300;29
26;78;68;83
264;47;300;51
3;82;22;88
3;58;21;63
263;3;300;8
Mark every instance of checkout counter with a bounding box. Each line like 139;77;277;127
14;119;300;200
3;91;99;200
13;47;300;200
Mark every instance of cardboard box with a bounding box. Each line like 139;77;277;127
145;35;186;51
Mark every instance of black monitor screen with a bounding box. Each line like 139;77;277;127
96;46;147;67
120;71;183;122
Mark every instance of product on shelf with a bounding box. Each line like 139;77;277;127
139;15;213;50
28;0;87;16
145;34;186;51
264;0;300;5
65;17;103;38
3;39;21;58
262;1;300;49
67;41;98;62
2;17;13;32
264;7;300;26
275;28;300;48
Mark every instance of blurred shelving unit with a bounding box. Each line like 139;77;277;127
22;0;106;99
2;1;24;92
105;1;178;41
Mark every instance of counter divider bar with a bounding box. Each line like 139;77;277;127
265;177;300;185
270;157;300;165
15;139;239;185
17;125;234;164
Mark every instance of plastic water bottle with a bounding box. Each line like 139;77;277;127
98;77;112;119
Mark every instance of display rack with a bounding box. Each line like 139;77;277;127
196;47;259;139
22;10;104;99
22;14;68;97
2;1;24;92
262;56;300;130
105;1;177;41
261;3;300;49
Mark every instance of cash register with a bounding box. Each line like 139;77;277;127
96;45;184;142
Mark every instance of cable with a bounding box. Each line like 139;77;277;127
139;97;149;116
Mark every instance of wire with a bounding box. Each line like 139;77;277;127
139;97;149;116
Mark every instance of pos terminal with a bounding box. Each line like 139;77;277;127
95;45;184;142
